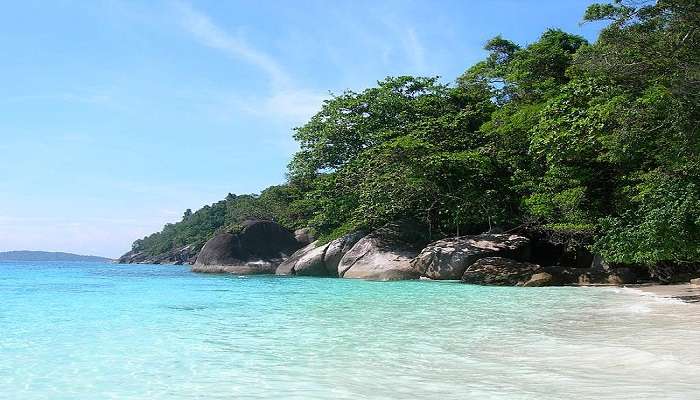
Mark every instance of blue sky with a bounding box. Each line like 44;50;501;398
0;0;606;258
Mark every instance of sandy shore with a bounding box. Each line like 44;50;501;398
627;283;700;303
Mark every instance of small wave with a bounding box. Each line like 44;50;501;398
606;286;688;305
164;305;209;311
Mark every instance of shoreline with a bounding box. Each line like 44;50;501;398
622;283;700;304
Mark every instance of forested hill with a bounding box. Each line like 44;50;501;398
125;0;699;268
0;251;113;263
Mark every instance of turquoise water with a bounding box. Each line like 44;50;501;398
1;262;699;400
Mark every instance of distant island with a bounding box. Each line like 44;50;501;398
0;251;113;263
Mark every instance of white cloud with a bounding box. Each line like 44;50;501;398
375;14;428;74
403;28;427;73
175;1;290;89
173;2;327;124
174;2;329;126
231;88;327;122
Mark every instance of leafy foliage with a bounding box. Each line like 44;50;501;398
130;0;700;268
131;185;309;256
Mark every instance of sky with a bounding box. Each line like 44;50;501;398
0;0;606;258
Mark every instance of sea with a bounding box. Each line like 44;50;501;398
1;261;698;400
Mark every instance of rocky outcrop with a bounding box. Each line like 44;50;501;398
412;234;530;280
118;212;688;286
523;227;595;268
606;267;638;285
294;228;317;246
192;220;301;274
338;223;423;281
118;245;196;265
275;242;320;276
522;272;554;287
539;267;606;285
276;231;366;277
324;231;367;277
118;250;148;264
461;257;542;286
691;278;700;286
647;263;700;284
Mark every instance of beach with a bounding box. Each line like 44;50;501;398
631;283;700;304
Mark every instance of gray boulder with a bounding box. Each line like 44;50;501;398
461;257;542;286
607;267;638;285
293;244;329;276
294;228;317;246
648;263;700;284
413;234;531;280
117;244;197;265
192;220;301;274
276;232;366;277
275;241;319;275
338;224;422;281
117;250;149;264
522;272;554;287
323;231;367;277
541;266;608;285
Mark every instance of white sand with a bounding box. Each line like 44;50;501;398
627;283;700;303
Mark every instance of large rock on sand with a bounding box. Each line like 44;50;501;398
192;220;301;274
522;272;554;287
461;257;542;286
412;234;531;280
276;231;366;277
338;222;424;281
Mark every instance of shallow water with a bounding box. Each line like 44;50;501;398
1;261;698;400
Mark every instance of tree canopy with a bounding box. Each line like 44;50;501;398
130;0;699;267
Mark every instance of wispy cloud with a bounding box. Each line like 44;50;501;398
220;89;328;122
175;2;290;89
403;28;427;73
173;2;325;122
375;14;428;74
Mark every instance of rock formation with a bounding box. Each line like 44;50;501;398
294;228;317;246
118;245;196;265
276;231;365;277
412;234;531;280
461;257;542;286
192;220;301;274
338;222;424;281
